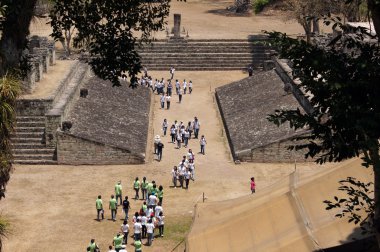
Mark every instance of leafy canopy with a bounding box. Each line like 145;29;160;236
266;23;380;165
50;0;171;87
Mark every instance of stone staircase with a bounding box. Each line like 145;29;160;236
12;116;57;165
138;39;273;71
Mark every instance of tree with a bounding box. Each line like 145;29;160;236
50;0;170;86
266;13;380;247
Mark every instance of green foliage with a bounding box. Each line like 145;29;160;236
266;22;380;165
0;216;10;251
324;177;374;235
0;73;20;199
50;0;171;87
253;0;270;14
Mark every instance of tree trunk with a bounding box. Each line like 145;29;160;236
0;0;38;76
369;146;380;249
312;18;320;35
367;0;380;41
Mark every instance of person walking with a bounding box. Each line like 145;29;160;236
133;219;142;241
176;132;182;149
184;168;191;189
113;233;124;252
178;163;185;188
170;66;175;79
134;238;142;252
167;80;172;96
158;211;165;237
251;177;256;194
187;121;193;139
115;181;123;206
122;196;130;221
184;128;190;148
170;125;176;143
175;79;180;95
141;213;147;239
200;135;207;155
121;221;129;245
160;93;165;109
141;177;148;200
193;117;200;139
183;79;187;94
154;135;161;154
178;87;183;103
87;239;99;252
166;94;171;109
172;166;178;188
157;141;164;161
146;219;155;246
109;195;118;221
157;185;164;205
162;119;168;136
189;80;193;94
134;177;140;200
96;195;104;221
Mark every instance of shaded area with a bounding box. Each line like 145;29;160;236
206;8;252;17
67;77;151;154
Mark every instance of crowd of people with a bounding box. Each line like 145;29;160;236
89;178;166;252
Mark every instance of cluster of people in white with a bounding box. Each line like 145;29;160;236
171;149;196;189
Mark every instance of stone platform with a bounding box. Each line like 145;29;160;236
216;69;310;162
57;77;151;165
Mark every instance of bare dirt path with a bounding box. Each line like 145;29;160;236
1;71;333;252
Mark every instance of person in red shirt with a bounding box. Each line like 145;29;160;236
250;177;256;194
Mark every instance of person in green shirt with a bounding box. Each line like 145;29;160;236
146;181;154;199
115;181;123;206
141;177;148;200
134;239;142;252
109;195;118;221
96;195;104;221
133;177;140;200
87;239;99;252
157;185;164;205
113;233;124;252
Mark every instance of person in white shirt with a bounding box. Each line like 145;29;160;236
176;132;182;149
133;219;142;241
200;135;207;155
170;125;176;143
189;80;193;94
178;87;183;103
186;121;193;138
119;244;127;252
155;202;163;218
178;163;185;188
172;166;178;188
158;211;165;237
189;160;195;181
193;117;200;139
121;220;130;244
141;213;148;239
175;79;180;94
184;168;191;189
162;119;168;136
184;129;190;147
166;94;171;110
183;79;187;94
187;149;194;162
160;94;165;109
148;193;158;210
146;219;155;246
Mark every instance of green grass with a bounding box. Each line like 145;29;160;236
164;215;193;244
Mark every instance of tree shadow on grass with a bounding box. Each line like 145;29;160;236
206;9;251;17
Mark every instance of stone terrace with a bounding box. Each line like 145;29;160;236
216;70;307;162
59;77;151;164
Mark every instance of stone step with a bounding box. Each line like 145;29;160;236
15;127;45;133
16;121;45;128
13;159;57;165
12;138;42;144
11;132;44;138
141;59;261;64
13;153;55;160
13;148;55;155
142;66;251;71
16;116;45;122
12;143;49;149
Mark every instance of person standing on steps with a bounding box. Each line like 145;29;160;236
200;135;207;155
193;117;200;139
134;177;140;200
109;195;118;221
96;195;104;221
157;141;164;161
251;177;256;194
115;181;123;206
162;119;168;136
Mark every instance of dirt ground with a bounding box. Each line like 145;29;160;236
0;1;336;252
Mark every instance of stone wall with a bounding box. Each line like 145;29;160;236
236;136;312;163
57;132;145;165
16;99;52;116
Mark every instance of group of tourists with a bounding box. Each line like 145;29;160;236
89;178;166;251
171;149;196;189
